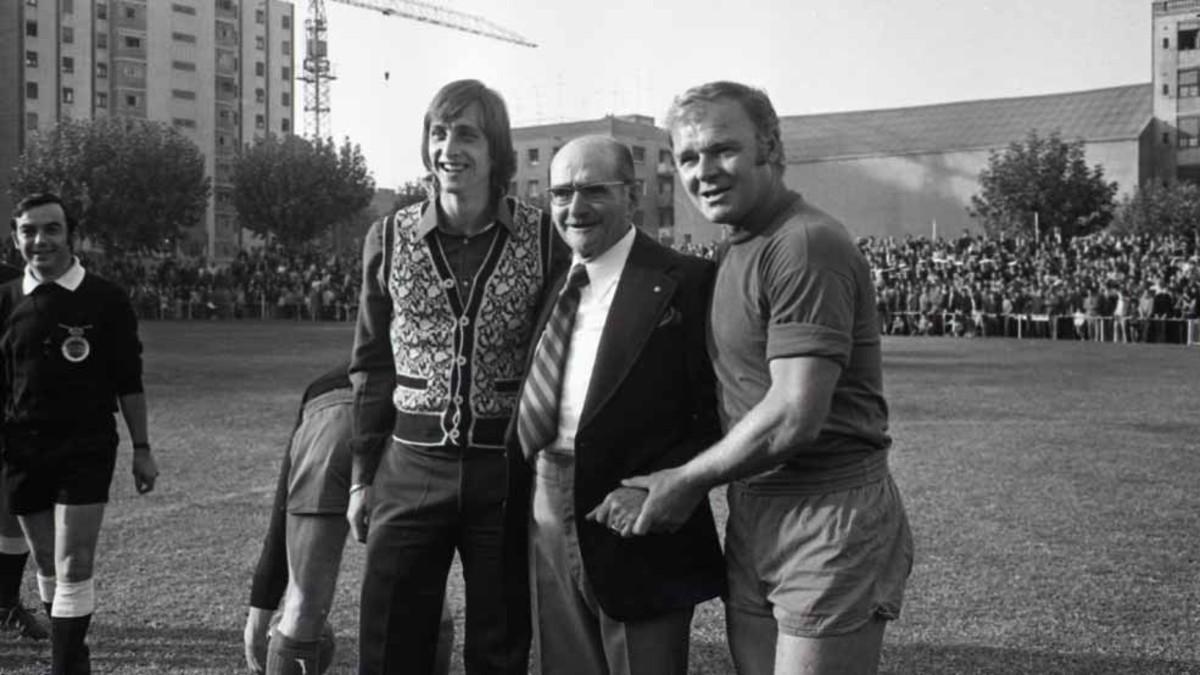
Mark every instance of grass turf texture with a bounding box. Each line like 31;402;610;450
1;322;1198;674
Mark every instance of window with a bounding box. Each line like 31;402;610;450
96;33;107;49
255;62;265;76
26;113;38;130
63;0;73;12
658;208;674;228
171;3;195;15
634;179;645;195
173;118;196;129
527;180;539;197
62;87;74;104
659;149;672;164
255;36;265;50
1179;69;1199;98
282;40;291;55
1164;37;1170;49
528;148;540;164
96;62;107;78
124;6;135;19
281;118;291;133
96;92;107;108
1178;116;1200;148
125;94;138;107
173;32;196;43
62;26;74;44
658;176;673;196
25;82;38;100
281;92;290;106
1163;132;1170;145
282;15;291;29
1180;28;1199;51
172;89;196;100
255;87;265;103
62;57;74;74
172;60;196;72
124;36;141;49
255;9;264;23
96;3;107;20
1164;84;1171;96
632;145;646;163
26;21;37;37
25;51;37;68
255;114;265;129
281;66;291;80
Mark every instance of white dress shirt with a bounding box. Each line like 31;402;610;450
551;226;637;451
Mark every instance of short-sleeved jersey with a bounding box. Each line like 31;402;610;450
709;192;890;494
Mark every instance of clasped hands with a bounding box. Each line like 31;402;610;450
584;466;708;537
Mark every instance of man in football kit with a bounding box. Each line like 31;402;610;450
0;258;50;642
243;362;453;675
1;192;159;674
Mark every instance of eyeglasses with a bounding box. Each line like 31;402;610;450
547;181;629;205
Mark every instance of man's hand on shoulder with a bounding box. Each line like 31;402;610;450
348;484;372;543
621;466;708;535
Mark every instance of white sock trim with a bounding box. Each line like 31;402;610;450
36;573;55;604
0;536;29;555
52;578;94;618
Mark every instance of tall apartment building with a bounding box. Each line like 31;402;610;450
511;115;680;243
1152;0;1200;183
0;0;295;260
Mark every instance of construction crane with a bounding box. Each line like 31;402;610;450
300;0;537;139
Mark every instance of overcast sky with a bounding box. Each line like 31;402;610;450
299;0;1150;188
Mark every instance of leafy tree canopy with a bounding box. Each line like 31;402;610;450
1110;180;1200;238
8;117;211;253
232;135;374;248
968;130;1118;240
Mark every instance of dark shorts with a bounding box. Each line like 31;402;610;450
1;428;119;515
286;389;354;515
725;473;913;638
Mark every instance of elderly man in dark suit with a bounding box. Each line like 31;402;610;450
505;135;725;675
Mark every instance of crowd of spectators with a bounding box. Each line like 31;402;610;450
83;244;362;322
54;229;1200;345
856;231;1200;343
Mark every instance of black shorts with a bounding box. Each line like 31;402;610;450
1;428;118;515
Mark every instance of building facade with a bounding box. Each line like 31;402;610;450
0;0;294;260
511;115;679;243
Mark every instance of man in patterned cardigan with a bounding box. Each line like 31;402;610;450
347;79;566;675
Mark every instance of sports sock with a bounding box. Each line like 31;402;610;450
0;550;29;608
37;572;55;618
50;613;92;675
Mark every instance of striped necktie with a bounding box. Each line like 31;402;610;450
517;263;590;459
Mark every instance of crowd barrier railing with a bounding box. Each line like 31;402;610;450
132;296;357;323
880;310;1198;346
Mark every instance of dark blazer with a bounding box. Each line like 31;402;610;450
504;230;726;623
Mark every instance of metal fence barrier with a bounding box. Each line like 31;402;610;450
131;296;357;323
881;311;1199;346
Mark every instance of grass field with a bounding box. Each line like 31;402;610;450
2;322;1199;674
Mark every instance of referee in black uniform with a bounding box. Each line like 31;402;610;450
1;193;159;674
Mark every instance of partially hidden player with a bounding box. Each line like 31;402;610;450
243;362;454;675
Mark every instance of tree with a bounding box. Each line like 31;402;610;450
1110;180;1200;237
9;117;211;253
231;135;375;248
390;179;431;213
968;130;1118;240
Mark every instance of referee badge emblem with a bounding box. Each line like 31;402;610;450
60;324;92;363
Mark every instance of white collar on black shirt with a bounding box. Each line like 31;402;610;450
22;257;86;295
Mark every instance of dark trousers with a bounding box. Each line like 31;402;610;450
358;441;529;675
